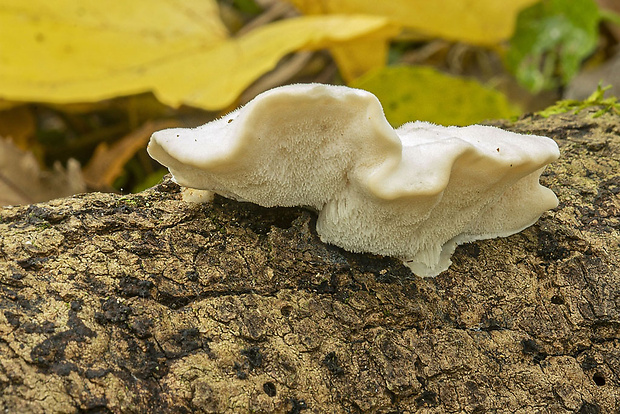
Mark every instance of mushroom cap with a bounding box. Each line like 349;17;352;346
148;83;559;277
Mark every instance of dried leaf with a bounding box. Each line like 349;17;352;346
0;106;36;149
83;120;179;189
0;138;86;206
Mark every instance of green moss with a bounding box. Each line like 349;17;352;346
538;84;620;118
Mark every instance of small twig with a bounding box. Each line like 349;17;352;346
400;40;449;65
240;52;314;104
236;1;297;37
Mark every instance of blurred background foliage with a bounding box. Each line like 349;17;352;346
0;0;619;205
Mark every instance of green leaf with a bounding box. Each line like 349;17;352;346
506;0;600;92
350;66;519;127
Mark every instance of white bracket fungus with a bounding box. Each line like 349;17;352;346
148;84;559;277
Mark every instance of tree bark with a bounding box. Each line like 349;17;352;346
1;109;619;413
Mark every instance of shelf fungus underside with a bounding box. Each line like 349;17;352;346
148;84;560;277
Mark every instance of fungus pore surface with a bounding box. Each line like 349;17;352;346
148;83;559;277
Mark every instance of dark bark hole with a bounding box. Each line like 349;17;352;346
550;294;564;305
592;372;606;386
263;381;277;397
322;351;344;376
241;346;263;369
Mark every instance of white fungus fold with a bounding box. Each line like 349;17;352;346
148;83;559;277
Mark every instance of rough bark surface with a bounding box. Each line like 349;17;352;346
0;109;619;413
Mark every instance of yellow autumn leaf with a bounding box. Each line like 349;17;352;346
330;32;391;83
0;0;396;110
0;0;227;85
285;0;539;46
145;16;397;109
